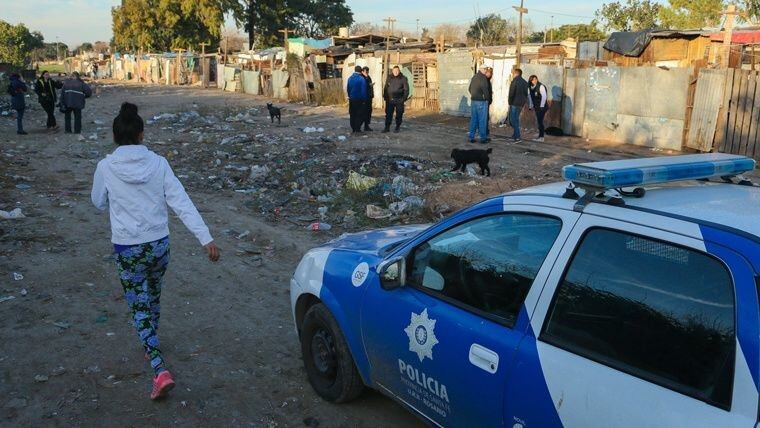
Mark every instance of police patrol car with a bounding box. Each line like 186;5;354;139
290;153;760;427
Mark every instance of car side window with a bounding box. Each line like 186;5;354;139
408;214;562;327
541;228;735;409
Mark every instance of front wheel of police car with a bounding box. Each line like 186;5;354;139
300;303;364;403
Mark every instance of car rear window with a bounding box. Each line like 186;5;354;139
541;228;735;409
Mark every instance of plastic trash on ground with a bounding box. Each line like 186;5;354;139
346;171;378;192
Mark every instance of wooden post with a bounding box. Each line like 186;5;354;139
384;17;397;72
721;4;738;68
174;48;185;85
278;28;294;53
513;0;528;66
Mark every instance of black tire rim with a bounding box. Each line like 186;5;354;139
310;327;338;380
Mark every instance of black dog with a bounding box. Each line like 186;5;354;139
451;148;492;176
545;126;563;136
266;102;282;124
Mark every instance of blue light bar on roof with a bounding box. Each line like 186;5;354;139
562;153;756;189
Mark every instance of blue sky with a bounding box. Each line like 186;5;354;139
1;0;605;47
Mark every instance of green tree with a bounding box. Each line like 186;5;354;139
77;42;95;54
112;0;228;52
0;20;44;67
467;14;514;46
743;0;760;22
536;24;607;42
659;0;725;29
289;0;353;38
596;0;661;31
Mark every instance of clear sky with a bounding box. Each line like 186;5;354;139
1;0;605;47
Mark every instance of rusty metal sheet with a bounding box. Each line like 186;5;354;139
686;68;726;151
436;51;475;117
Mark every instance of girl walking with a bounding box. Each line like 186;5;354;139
91;102;220;400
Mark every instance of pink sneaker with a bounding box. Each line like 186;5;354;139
150;371;175;400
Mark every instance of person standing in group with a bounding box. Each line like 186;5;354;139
507;68;529;142
8;73;28;135
528;74;548;142
382;66;409;133
91;102;220;400
61;71;92;134
467;65;492;143
361;66;374;131
484;66;494;137
347;66;368;134
34;71;63;131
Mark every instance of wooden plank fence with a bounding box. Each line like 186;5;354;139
715;69;760;159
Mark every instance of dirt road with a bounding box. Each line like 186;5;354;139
1;82;659;427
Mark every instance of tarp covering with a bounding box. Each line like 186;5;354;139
272;69;289;99
241;70;260;95
604;30;654;57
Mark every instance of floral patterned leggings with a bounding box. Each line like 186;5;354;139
115;236;170;374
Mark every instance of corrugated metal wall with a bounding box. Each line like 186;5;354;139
437;51;475;117
615;66;690;150
583;67;620;141
686;68;726;152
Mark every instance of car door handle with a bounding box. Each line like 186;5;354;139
469;343;499;374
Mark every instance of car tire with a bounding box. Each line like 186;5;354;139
300;303;365;403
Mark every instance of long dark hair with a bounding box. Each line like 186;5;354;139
112;102;144;145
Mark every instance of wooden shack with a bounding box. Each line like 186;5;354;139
603;30;712;67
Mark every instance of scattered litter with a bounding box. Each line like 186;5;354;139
53;321;70;329
34;375;48;383
12;272;23;280
337;135;347;141
221;134;250;145
152;113;177;122
83;365;101;374
395;160;423;171
0;296;15;303
237;230;251;240
391;176;417;197
20;289;27;296
346;171;378;191
307;222;332;231
250;165;270;180
93;119;104;125
366;204;391;219
88;133;98;140
0;208;25;219
14;184;31;190
106;332;115;336
51;366;66;376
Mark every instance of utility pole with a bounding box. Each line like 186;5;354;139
278;28;294;53
721;4;738;68
416;19;420;38
513;0;528;65
199;42;210;57
56;36;60;62
550;15;554;43
383;17;396;70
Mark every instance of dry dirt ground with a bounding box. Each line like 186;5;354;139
0;82;665;427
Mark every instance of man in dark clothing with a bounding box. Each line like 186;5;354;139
346;66;368;134
468;65;492;143
507;68;529;142
361;66;374;131
34;71;63;130
528;74;549;142
8;73;28;135
60;71;92;134
382;66;409;133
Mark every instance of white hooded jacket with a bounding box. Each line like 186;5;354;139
91;145;212;246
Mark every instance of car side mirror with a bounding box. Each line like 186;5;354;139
377;256;406;290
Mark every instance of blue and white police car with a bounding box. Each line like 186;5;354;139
290;153;760;427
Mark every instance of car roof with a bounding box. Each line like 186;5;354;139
507;180;760;238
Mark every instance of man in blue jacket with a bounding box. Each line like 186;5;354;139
346;66;368;134
8;73;28;135
61;71;92;134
